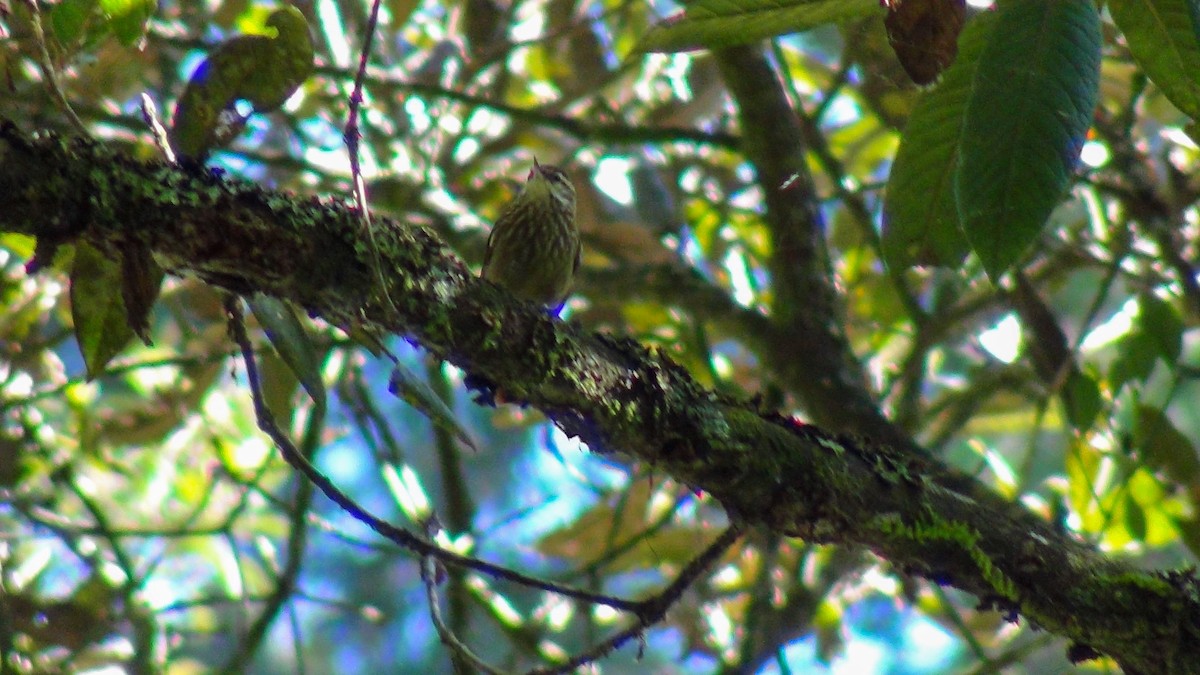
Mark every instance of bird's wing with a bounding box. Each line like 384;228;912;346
480;211;506;276
572;236;582;276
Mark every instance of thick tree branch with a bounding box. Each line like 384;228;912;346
712;48;900;450
2;124;1198;673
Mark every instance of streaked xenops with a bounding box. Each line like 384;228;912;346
481;161;579;313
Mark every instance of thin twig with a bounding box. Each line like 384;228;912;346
139;93;177;163
21;0;88;135
221;382;321;674
231;291;743;672
314;65;739;150
421;555;508;675
344;0;380;226
529;525;743;675
224;295;640;611
342;0;398;315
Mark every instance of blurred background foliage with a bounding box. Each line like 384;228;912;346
1;0;1199;672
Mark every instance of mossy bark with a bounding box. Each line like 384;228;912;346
2;123;1199;673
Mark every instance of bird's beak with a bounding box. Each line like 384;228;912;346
530;157;541;181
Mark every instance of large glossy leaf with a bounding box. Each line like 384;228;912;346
637;0;877;53
1109;0;1200;120
882;11;998;269
955;0;1100;279
170;6;314;160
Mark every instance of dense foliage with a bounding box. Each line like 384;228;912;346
4;0;1200;672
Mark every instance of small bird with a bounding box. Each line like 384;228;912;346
481;160;580;313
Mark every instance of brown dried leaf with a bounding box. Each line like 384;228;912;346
884;0;967;85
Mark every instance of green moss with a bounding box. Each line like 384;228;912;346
477;308;506;351
815;434;847;457
1100;571;1172;598
877;514;1018;600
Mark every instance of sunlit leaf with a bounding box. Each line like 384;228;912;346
382;463;433;522
1065;437;1104;532
637;0;877;53
0;234;37;259
98;0;154;45
814;599;846;662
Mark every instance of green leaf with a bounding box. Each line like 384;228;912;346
1135;405;1200;487
1173;516;1200;559
386;0;422;31
247;294;326;410
1065;438;1103;531
98;0;154;45
954;0;1101;279
1062;369;1102;433
50;0;94;45
170;6;314;160
1109;0;1200;120
117;243;163;345
637;0;877;53
70;242;135;379
1123;492;1147;542
1109;296;1183;392
1110;331;1161;392
537;479;719;571
0;234;37;260
882;10;998;269
257;349;303;424
388;364;478;453
1137;293;1183;362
